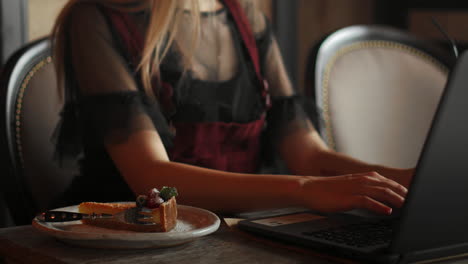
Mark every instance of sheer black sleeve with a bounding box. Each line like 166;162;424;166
53;4;173;164
254;12;313;144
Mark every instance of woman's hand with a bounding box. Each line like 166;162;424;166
296;171;408;215
386;168;415;189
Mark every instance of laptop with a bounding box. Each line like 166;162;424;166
238;50;468;264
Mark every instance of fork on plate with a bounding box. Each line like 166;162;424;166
37;207;155;225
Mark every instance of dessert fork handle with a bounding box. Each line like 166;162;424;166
38;211;113;222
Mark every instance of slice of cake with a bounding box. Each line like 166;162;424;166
78;187;178;232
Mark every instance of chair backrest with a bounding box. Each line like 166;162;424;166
0;38;78;225
308;25;456;169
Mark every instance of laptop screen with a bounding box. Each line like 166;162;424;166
391;50;468;253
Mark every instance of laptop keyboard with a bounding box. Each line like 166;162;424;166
303;220;393;248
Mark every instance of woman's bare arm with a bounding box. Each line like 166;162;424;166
279;121;414;188
106;129;304;213
106;129;407;215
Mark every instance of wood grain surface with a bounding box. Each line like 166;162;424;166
0;222;339;264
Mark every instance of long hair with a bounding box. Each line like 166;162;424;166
51;0;257;100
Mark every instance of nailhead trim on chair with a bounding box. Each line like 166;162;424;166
15;56;53;167
321;41;449;150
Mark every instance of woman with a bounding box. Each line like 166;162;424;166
52;0;412;215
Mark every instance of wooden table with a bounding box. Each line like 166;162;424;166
2;218;468;264
0;219;344;264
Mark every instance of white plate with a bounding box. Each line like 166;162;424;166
32;204;220;249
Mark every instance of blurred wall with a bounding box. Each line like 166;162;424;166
297;0;375;92
409;11;468;43
28;0;67;40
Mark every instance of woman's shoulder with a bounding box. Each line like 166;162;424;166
69;2;106;21
67;2;111;35
240;2;268;36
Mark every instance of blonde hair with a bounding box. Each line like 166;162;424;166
51;0;257;100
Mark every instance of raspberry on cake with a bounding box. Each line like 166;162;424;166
78;187;178;232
